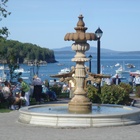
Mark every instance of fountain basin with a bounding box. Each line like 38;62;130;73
18;104;140;128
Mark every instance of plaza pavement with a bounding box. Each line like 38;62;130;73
1;98;140;140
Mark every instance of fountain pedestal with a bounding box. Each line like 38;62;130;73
68;42;92;113
68;96;92;113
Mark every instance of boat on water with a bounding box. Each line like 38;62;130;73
0;66;4;70
58;68;70;74
115;63;120;67
125;63;135;68
115;66;130;74
0;65;9;82
130;70;140;76
0;72;6;82
21;76;29;80
14;68;30;73
28;62;33;66
28;61;47;66
57;63;65;66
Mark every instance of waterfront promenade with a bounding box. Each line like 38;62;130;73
1;98;140;140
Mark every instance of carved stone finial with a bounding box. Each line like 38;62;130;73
64;15;96;42
74;14;87;33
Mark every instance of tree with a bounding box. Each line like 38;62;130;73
7;51;21;83
0;0;11;38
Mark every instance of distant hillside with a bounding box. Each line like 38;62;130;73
53;46;73;52
119;51;140;54
53;46;140;54
0;39;56;63
53;46;119;53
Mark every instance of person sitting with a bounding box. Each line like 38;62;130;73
53;79;57;86
2;81;21;110
52;79;61;87
12;83;25;107
42;81;57;101
18;78;30;106
62;83;69;93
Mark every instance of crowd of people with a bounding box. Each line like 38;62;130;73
103;74;121;86
0;78;31;110
103;73;140;89
2;72;139;110
2;81;21;110
0;75;61;110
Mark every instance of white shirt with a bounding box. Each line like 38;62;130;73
133;76;140;84
2;86;11;99
105;78;111;85
116;79;119;85
32;77;42;85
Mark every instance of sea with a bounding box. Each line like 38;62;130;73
0;51;140;84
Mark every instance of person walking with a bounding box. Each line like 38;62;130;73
113;74;121;85
128;74;134;86
18;78;30;106
32;75;43;104
133;74;140;87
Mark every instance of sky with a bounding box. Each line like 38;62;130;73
1;0;140;51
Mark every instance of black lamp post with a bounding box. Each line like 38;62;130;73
88;54;92;73
95;27;103;93
88;54;92;84
36;61;39;75
32;60;40;76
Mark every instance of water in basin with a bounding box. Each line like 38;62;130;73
29;105;134;115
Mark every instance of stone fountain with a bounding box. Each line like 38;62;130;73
51;14;109;113
18;15;140;128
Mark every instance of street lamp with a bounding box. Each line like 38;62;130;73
88;54;92;73
32;60;40;76
36;61;40;75
95;27;103;93
88;54;92;84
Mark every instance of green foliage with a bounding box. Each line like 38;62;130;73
0;92;9;109
86;85;101;103
0;40;56;63
100;85;130;105
135;86;140;97
0;101;8;109
0;0;11;38
8;56;21;82
0;92;9;112
0;108;10;113
119;82;133;94
44;79;49;87
59;92;69;98
50;85;62;98
30;97;37;105
41;93;50;102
